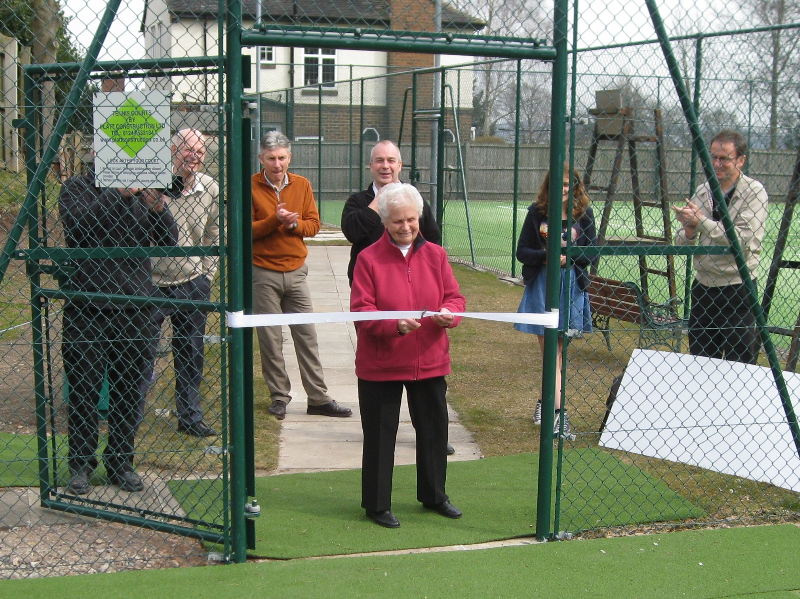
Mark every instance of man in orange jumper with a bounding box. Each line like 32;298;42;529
251;131;352;420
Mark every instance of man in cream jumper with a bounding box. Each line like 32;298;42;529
672;129;768;363
143;128;220;437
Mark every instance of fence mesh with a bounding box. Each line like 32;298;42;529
2;0;800;579
556;1;800;535
1;0;231;578
260;0;800;536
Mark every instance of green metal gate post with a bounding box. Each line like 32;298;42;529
552;0;583;537
536;0;569;542
684;36;703;317
18;0;123;504
511;60;522;279
645;0;800;461
225;0;249;564
436;71;446;227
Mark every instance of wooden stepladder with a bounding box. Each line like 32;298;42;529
761;145;800;371
583;90;677;303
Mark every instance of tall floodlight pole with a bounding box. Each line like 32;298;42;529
255;0;262;171
431;0;442;222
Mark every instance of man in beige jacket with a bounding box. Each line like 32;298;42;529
672;129;768;363
141;128;220;437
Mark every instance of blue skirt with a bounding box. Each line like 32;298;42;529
515;267;593;336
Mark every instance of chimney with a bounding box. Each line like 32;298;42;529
101;76;126;92
386;0;436;141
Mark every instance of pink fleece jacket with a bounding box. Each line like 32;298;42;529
350;230;466;382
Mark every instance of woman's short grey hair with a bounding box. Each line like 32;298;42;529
260;131;291;153
377;182;424;222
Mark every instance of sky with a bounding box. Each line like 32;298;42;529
63;0;146;62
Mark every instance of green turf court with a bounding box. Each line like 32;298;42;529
1;524;798;598
320;197;800;345
168;450;703;559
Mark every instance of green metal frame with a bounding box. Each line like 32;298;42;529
0;0;236;553
4;8;563;560
244;28;552;60
535;0;569;543
14;0;763;560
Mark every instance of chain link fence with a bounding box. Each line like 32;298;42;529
558;2;800;534
1;0;800;579
255;0;800;535
0;0;232;578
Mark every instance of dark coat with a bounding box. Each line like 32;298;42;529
341;184;441;285
59;171;179;309
516;205;597;290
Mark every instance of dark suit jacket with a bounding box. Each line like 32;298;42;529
341;184;441;284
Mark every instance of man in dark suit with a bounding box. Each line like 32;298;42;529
341;140;455;456
60;172;178;495
341;140;441;285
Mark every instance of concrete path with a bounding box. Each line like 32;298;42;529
272;243;481;474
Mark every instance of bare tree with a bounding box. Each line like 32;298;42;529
468;0;553;139
473;58;516;138
1;0;82;146
494;67;552;143
734;0;800;148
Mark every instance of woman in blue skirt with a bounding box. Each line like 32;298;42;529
515;165;597;438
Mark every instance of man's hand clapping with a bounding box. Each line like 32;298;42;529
277;202;299;229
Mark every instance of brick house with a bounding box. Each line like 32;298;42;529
140;0;484;142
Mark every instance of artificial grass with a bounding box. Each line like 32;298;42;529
0;432;105;488
1;524;799;598
0;432;43;487
0;432;75;487
170;448;704;559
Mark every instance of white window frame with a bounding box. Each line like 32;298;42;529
303;48;336;88
259;46;274;65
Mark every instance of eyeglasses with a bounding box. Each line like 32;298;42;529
180;147;206;158
711;155;737;164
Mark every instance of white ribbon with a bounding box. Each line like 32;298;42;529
226;309;559;328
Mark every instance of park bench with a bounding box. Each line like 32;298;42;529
587;275;686;352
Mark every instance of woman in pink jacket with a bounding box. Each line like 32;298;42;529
350;182;466;529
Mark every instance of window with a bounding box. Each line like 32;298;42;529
259;46;274;64
304;48;336;87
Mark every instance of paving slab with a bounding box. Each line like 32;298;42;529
271;244;482;474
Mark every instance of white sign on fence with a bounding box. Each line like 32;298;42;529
93;91;171;188
599;349;800;493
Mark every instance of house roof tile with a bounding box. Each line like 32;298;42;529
162;0;483;29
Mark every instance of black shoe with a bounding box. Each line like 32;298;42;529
307;400;352;417
422;500;462;519
268;399;287;420
446;443;455;455
67;470;91;495
366;509;400;528
112;471;144;492
179;421;218;437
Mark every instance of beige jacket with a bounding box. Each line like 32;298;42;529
151;172;220;286
674;173;768;287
